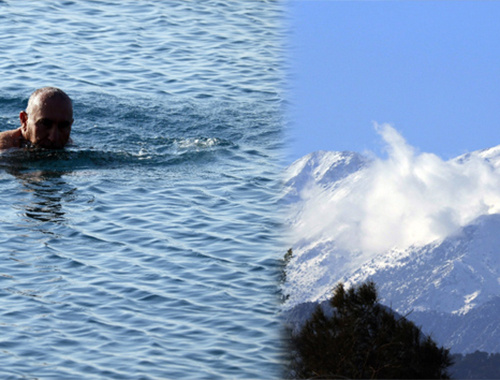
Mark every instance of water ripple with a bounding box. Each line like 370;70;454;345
0;0;285;102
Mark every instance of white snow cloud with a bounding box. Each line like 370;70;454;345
292;124;500;254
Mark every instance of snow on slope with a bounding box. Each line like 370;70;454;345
282;125;500;353
346;213;500;316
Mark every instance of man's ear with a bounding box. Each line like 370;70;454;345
19;111;28;130
19;111;30;140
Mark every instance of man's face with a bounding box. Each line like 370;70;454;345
20;96;73;149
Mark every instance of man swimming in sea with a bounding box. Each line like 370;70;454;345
0;87;73;150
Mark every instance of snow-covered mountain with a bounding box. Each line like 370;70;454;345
282;129;500;354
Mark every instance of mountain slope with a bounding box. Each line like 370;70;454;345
283;141;500;354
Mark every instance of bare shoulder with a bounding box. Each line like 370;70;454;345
0;128;23;150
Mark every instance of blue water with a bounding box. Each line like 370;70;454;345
0;1;286;378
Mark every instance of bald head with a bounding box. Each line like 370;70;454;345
26;87;73;116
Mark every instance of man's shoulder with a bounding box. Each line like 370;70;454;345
0;128;23;150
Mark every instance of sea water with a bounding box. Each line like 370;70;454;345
0;1;286;378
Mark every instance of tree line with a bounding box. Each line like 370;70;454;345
286;278;453;378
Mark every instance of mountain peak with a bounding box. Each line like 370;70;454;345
283;150;367;203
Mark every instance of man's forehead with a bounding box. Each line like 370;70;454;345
31;95;73;114
30;109;73;125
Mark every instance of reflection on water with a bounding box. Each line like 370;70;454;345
10;169;73;224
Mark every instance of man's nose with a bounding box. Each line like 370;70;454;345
48;125;60;141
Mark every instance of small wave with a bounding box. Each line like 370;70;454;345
174;137;232;150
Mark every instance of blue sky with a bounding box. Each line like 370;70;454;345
286;1;500;162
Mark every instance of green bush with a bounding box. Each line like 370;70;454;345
289;281;453;379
